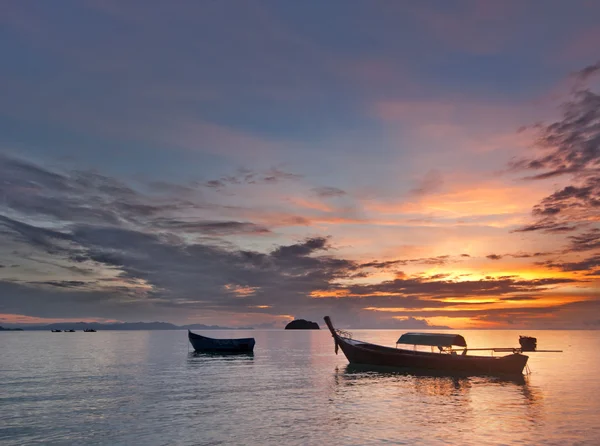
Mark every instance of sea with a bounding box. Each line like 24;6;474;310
1;329;599;445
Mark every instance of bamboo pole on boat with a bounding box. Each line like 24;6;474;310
455;347;562;353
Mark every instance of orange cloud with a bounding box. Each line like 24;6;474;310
223;284;257;297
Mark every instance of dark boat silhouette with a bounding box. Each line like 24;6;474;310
324;316;529;376
188;330;255;353
51;329;62;333
84;329;97;332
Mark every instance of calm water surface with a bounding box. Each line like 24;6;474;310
1;329;599;445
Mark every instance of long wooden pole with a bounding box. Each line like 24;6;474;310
457;347;562;353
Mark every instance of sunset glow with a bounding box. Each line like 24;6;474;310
0;1;598;330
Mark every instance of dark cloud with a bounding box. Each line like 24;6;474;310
0;215;74;256
205;180;226;189
486;251;551;260
312;186;347;198
511;252;552;258
537;254;600;273
0;154;202;228
359;255;451;269
572;61;600;84
151;219;270;235
510;74;600;234
512;219;577;234
328;276;579;302
272;237;330;258
530;179;600;220
204;167;302;189
146;181;198;196
567;229;600;252
31;280;90;288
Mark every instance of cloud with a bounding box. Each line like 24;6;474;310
0;152;596;328
359;255;451;269
203;167;303;189
150;219;271;235
511;75;600;233
339;276;578;300
486;251;552;260
567;228;600;252
572;60;600;84
538;254;600;273
312;187;347;198
512;219;577;233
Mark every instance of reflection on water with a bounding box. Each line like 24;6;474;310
338;364;472;396
1;329;598;445
335;363;540;398
186;351;255;367
326;363;547;441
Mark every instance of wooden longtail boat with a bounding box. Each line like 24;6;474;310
188;330;255;353
324;316;530;376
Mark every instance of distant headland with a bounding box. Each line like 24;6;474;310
0;322;251;331
0;325;24;331
285;319;320;330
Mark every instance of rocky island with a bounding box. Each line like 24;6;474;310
285;319;320;330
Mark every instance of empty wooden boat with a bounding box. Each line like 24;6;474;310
324;316;530;376
188;330;255;353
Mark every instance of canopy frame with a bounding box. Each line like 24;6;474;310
397;332;467;348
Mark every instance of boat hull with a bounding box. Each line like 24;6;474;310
339;338;527;376
324;317;528;376
188;330;255;353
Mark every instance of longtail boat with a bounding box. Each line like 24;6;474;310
188;330;255;353
324;316;545;376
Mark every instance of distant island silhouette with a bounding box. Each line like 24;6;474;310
0;325;23;331
0;322;252;331
285;319;320;330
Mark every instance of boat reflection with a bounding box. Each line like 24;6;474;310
326;364;544;440
186;351;254;366
333;364;534;400
342;363;525;384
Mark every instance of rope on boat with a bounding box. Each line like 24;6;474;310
333;329;352;355
335;329;352;339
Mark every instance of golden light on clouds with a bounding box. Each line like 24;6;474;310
223;284;258;297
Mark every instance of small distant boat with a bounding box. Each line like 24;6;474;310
65;329;76;332
51;329;62;333
84;329;97;332
323;316;555;376
188;330;255;353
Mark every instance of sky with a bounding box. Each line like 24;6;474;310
0;0;599;329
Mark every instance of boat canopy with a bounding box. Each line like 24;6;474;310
397;332;467;347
